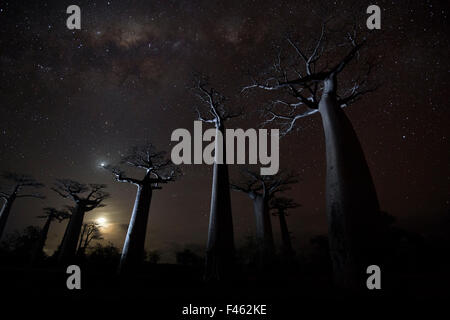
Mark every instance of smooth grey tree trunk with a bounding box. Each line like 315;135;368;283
253;194;275;266
31;216;52;265
76;224;88;257
319;76;381;289
205;125;235;281
278;212;293;257
57;217;70;255
0;194;16;240
58;205;86;265
118;182;153;274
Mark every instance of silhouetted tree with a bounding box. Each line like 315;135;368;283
231;170;298;266
270;197;300;259
104;143;178;273
176;248;203;267
52;180;108;265
0;226;41;265
31;207;70;265
147;250;161;264
191;77;242;280
51;205;75;258
235;235;259;268
87;242;121;271
77;222;103;257
0;172;44;240
244;21;381;289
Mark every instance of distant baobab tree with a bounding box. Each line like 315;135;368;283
231;170;298;267
77;222;103;257
191;76;242;280
52;179;109;265
31;207;70;265
244;21;381;288
0;172;45;240
270;197;300;260
104;143;179;274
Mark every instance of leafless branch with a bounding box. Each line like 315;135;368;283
243;22;376;135
53;179;108;210
37;207;71;221
270;196;300;216
1;172;45;188
1;171;45;199
52;179;87;202
105;142;180;190
120;144;167;171
103;165;141;185
231;169;298;199
0;191;9;199
191;75;241;127
230;176;261;199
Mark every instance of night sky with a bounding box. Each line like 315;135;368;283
0;0;448;262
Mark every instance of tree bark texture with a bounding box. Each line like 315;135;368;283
205;125;235;281
319;76;381;289
0;194;15;240
58;205;86;265
253;194;275;266
119;182;153;274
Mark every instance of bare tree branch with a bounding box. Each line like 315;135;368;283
231;169;298;199
103;165;141;185
53;179;109;210
82;222;103;247
104;142;180;190
243;22;377;135
1;172;45;199
191;75;242;127
270;196;301;216
0;191;10;199
1;172;44;188
37;207;71;222
52;179;87;202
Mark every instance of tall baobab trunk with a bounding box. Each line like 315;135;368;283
58;205;86;265
0;193;15;240
205;125;235;280
253;194;275;266
77;224;87;256
58;217;70;255
76;224;91;258
31;216;52;265
319;76;381;289
119;181;153;273
277;211;293;257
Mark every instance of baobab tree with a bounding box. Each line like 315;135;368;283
0;172;45;240
192;77;242;280
244;21;381;288
52;179;109;265
77;222;103;257
30;207;70;265
104;143;178;273
231;170;298;267
270;197;300;260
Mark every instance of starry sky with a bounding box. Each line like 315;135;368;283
0;0;448;262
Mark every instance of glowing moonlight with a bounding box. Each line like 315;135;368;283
96;217;107;227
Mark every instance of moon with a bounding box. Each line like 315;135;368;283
96;217;108;227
